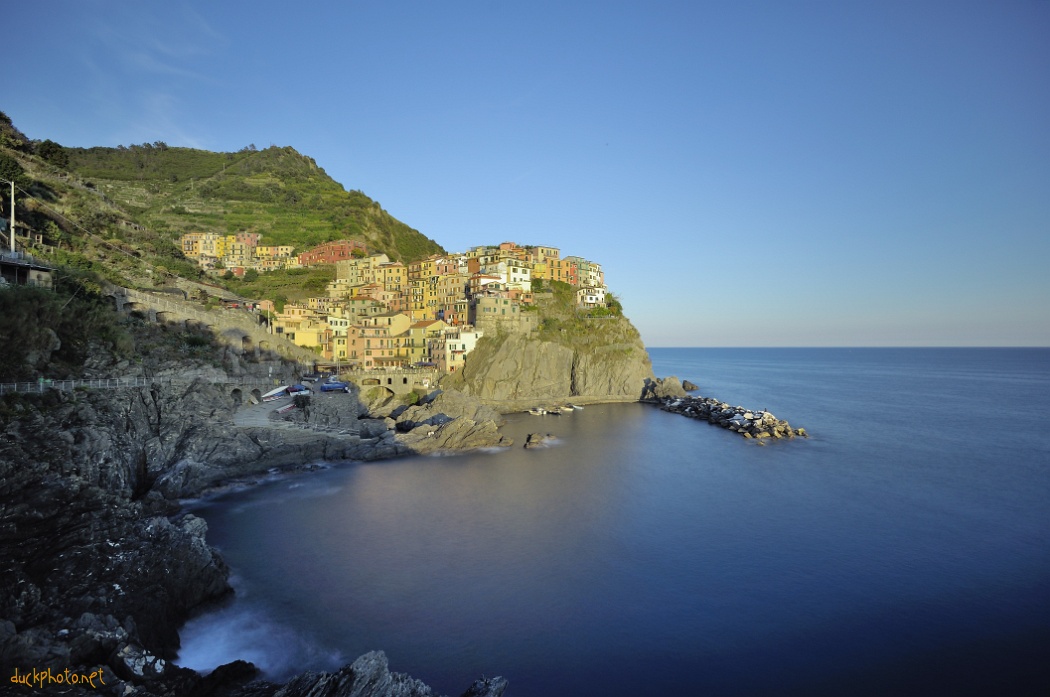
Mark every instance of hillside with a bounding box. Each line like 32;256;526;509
64;143;443;262
0;113;444;379
0;114;442;296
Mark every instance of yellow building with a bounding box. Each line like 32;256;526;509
403;319;447;365
529;245;560;264
256;245;295;259
351;312;413;368
335;253;390;285
408;256;438;282
376;261;408;293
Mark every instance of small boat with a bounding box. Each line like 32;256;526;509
261;385;289;402
529;407;547;415
275;403;296;414
571;404;583;410
558;405;574;412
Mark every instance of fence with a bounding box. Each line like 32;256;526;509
0;376;279;396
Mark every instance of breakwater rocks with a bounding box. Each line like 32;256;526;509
656;395;808;440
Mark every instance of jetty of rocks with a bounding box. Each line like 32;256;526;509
658;395;807;440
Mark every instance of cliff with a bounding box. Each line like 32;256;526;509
0;377;508;696
442;314;657;411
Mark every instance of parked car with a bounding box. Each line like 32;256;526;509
319;380;351;393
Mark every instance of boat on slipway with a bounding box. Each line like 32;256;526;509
261;386;290;402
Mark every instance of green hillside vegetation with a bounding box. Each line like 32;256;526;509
220;265;337;310
531;280;623;340
441;279;633;377
64;143;443;262
0;113;446;379
0;112;442;296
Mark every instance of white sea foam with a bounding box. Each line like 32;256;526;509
176;603;344;680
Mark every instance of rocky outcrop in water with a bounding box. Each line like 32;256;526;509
226;651;508;697
641;376;688;400
656;394;808;440
523;433;556;449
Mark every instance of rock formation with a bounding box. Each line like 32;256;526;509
0;378;509;697
523;433;557;449
443;316;655;411
655;394;808;440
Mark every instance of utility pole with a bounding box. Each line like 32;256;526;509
9;179;15;253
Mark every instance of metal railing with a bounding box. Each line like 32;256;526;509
0;377;155;395
0;376;283;395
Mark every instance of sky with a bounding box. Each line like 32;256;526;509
6;1;1049;346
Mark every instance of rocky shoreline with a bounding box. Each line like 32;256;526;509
0;376;510;697
1;359;779;696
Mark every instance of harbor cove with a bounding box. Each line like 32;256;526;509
176;348;1050;697
4;10;1050;691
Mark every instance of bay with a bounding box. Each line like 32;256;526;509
178;348;1050;696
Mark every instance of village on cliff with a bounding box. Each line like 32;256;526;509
178;234;609;373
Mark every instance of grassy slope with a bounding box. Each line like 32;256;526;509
65;144;444;262
1;134;444;299
0;119;445;378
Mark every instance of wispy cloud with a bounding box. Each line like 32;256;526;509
77;5;228;147
86;5;224;82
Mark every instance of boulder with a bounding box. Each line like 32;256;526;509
272;650;507;697
524;433;557;448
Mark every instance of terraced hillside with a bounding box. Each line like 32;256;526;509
65;143;443;262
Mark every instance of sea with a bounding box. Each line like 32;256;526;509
176;348;1050;696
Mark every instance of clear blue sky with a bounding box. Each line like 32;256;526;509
7;1;1049;346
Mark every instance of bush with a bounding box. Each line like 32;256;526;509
0;282;132;380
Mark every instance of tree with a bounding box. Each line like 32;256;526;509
0;153;26;185
243;268;259;282
37;139;70;168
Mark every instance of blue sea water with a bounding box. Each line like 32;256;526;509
178;348;1050;696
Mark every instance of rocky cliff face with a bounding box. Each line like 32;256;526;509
0;378;509;696
444;316;655;410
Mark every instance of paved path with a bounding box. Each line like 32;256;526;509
232;394;362;438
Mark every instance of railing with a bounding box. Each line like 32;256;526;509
0;376;282;395
337;366;438;375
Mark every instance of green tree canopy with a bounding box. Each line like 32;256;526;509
0;153;26;185
37;140;69;168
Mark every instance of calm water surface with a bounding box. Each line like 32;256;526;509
178;348;1050;696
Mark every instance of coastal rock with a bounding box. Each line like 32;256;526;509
396;416;511;452
524;433;556;448
682;380;699;391
443;317;655;409
656;394;808;441
272;650;507;697
461;675;512;697
0;380;514;697
397;388;504;427
112;642;167;680
642;376;688;400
